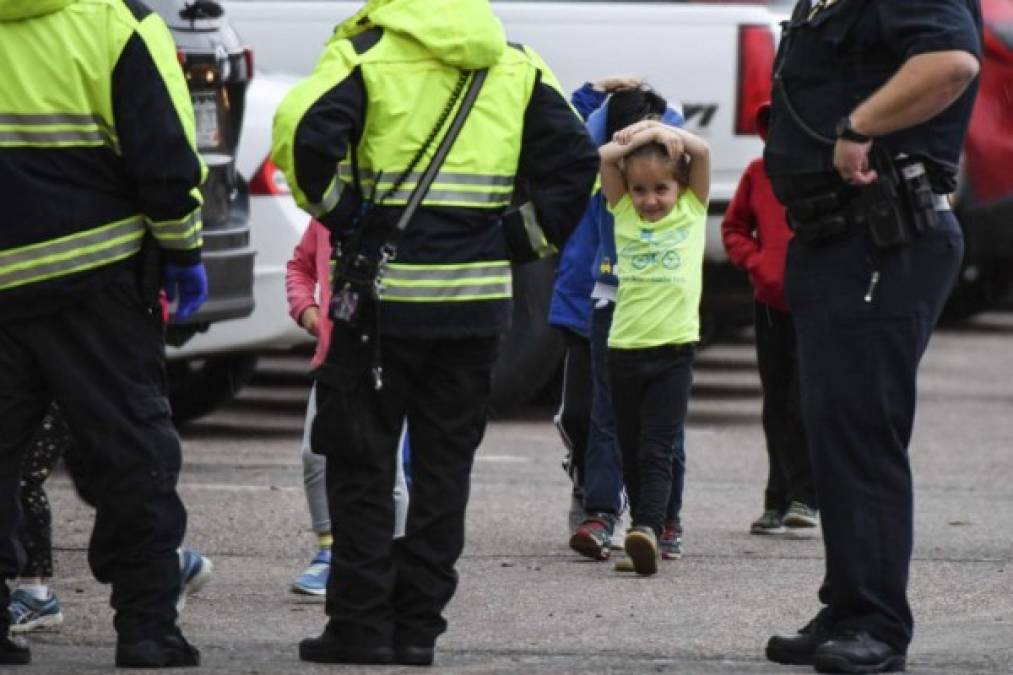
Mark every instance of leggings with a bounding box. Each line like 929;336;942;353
17;403;72;579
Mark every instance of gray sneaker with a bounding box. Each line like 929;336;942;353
750;509;786;535
783;502;819;529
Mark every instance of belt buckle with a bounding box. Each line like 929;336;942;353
931;194;951;212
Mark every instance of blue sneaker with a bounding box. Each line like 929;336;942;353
292;549;331;596
177;548;213;613
8;588;63;633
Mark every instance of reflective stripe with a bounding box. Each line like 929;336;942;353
0;129;107;145
146;210;203;249
379;187;511;206
0;217;145;291
382;261;512;301
307;177;343;217
382;281;511;301
338;165;513;187
384;263;511;283
519;202;557;258
0;112;117;148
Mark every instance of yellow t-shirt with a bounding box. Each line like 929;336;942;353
607;190;707;349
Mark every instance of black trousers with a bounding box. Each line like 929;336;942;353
312;330;498;649
785;212;962;652
608;344;694;536
754;301;815;511
556;329;591;489
0;271;186;641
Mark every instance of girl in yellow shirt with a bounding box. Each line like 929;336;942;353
598;120;710;575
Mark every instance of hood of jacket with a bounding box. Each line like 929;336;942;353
585;102;685;147
333;0;505;69
0;0;73;20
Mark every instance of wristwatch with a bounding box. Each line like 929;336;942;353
835;116;871;143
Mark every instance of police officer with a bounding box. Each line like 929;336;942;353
272;0;597;666
0;0;208;667
762;1;981;673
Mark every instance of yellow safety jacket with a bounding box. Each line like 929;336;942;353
272;0;598;338
0;0;205;318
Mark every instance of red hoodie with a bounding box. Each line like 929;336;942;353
285;219;333;369
721;103;792;312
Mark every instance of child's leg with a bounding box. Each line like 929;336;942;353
665;420;686;527
607;349;645;523
18;403;71;589
754;301;792;513
301;384;331;542
393;426;409;539
632;348;693;537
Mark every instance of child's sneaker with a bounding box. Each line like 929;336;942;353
659;521;683;560
177;548;213;612
623;525;660;576
750;509;786;535
8;588;63;633
782;501;819;529
292;549;331;596
568;514;614;561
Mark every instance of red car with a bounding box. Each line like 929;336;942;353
946;0;1013;320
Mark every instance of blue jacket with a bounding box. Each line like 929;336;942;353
548;83;684;336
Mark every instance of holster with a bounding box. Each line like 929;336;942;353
784;152;939;250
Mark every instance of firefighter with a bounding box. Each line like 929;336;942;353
0;0;207;668
272;0;598;666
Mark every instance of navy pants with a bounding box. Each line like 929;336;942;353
785;212;962;653
583;301;686;525
0;271;186;641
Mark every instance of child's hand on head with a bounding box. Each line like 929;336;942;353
593;76;643;93
613;120;662;145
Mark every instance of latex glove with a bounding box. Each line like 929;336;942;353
163;262;208;323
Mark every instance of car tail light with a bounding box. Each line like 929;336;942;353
176;49;187;66
735;24;775;135
249;156;290;195
243;47;255;80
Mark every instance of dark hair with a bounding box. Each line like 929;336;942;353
605;86;667;139
624;142;690;186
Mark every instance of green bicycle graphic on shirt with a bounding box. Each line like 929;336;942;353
620;226;690;272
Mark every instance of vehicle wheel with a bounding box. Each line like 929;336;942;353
490;257;564;413
167;353;259;425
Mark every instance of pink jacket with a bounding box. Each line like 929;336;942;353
285;219;332;369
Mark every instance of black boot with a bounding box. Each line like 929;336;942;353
813;630;906;673
116;631;200;668
766;608;834;665
1;631;30;666
298;628;393;665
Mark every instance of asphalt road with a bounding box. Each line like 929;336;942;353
20;311;1013;673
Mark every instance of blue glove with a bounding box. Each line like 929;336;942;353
163;262;208;323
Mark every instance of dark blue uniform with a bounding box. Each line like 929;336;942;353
763;0;982;667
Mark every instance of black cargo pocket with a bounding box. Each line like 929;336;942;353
309;381;359;457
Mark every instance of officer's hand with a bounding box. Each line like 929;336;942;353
834;138;877;186
593;76;643;93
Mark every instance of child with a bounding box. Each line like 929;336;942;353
285;219;410;595
599;120;710;576
720;102;816;535
565;83;689;564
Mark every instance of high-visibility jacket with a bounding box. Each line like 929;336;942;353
0;0;205;321
272;0;598;338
